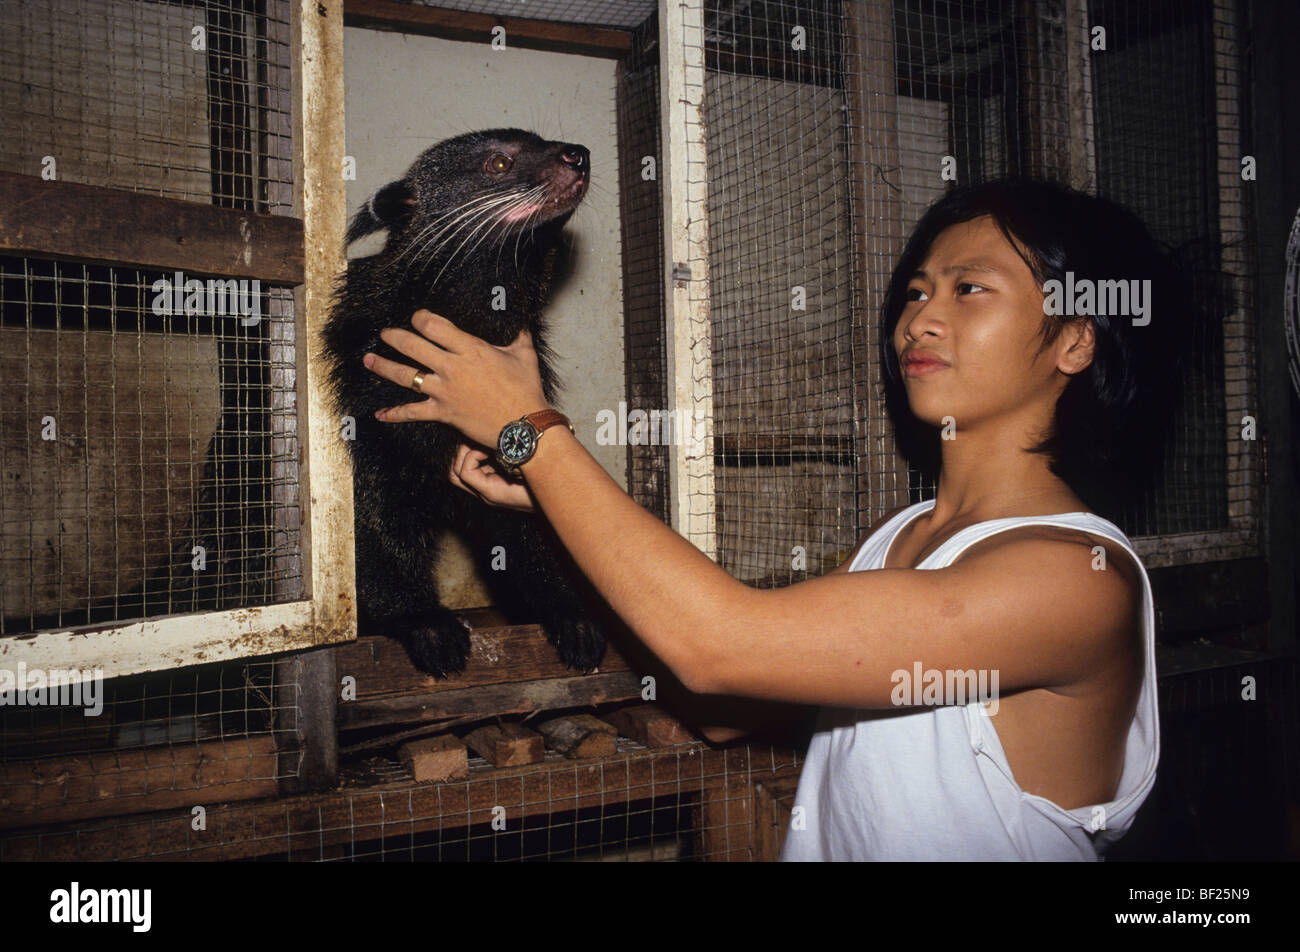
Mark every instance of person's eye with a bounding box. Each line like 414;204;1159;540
905;286;928;302
956;282;986;295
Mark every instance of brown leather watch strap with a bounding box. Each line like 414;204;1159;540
523;408;572;434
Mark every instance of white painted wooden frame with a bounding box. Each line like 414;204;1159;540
658;0;716;559
0;0;356;684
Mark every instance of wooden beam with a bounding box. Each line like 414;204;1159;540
0;742;803;860
338;670;645;730
343;0;632;59
276;647;340;795
0;172;304;283
842;0;913;522
293;0;359;675
0;736;278;831
333;617;633;701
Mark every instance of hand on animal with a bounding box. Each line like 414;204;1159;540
449;442;538;512
364;309;548;450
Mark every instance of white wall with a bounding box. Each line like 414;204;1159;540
342;27;626;608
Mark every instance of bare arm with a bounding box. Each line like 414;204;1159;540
365;314;1139;706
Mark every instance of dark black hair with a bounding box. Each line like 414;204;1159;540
880;178;1192;519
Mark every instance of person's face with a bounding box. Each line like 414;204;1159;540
892;215;1092;437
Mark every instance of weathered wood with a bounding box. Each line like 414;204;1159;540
0;736;278;830
841;0;913;524
293;0;359;666
536;713;617;759
694;773;756;862
333;618;632;701
605;704;695;748
751;777;800;862
0;172;304;282
0;742;803;860
463;723;544;767
399;735;468;783
659;0;716;557
343;0;632;58
337;670;644;730
276;647;339;795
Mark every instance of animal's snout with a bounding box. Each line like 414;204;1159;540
559;145;590;174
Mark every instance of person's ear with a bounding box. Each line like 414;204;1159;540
1057;317;1096;376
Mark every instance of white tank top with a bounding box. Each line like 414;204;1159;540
778;498;1160;861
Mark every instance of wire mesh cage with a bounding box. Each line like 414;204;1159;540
0;0;315;835
1;0;302;639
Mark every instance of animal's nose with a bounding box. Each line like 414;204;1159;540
560;145;589;173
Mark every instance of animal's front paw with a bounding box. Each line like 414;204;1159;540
544;617;606;671
399;608;474;677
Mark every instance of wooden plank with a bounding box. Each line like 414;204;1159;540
399;735;468;782
536;713;617;759
0;742;803;860
604;703;695;747
751;777;800;861
0;599;351;683
276;647;339;795
659;0;716;557
337;670;644;730
333;624;632;701
293;0;359;662
463;723;544;767
841;0;913;524
0;172;304;283
0;735;278;830
343;0;632;58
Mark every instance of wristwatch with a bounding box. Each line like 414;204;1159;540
496;408;573;476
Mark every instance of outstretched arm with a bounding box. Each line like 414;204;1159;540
363;311;1140;706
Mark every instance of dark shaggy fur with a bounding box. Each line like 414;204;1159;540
321;129;607;677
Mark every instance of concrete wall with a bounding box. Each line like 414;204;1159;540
341;27;625;608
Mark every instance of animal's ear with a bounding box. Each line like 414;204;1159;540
345;179;417;246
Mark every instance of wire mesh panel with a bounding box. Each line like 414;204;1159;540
0;0;311;829
0;0;294;212
0;257;304;634
683;0;1263;587
703;0;860;585
0;0;304;635
0;657;300;831
619;15;671;521
0;738;800;861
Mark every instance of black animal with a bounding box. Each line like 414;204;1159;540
322;129;606;677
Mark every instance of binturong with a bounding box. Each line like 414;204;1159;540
321;129;608;677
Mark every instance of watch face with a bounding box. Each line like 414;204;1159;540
499;421;538;464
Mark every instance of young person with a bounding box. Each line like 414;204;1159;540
360;179;1186;860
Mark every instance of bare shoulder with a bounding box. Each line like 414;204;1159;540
828;503;913;575
950;524;1144;661
935;524;1142;694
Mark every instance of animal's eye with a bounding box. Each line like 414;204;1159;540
487;153;513;173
